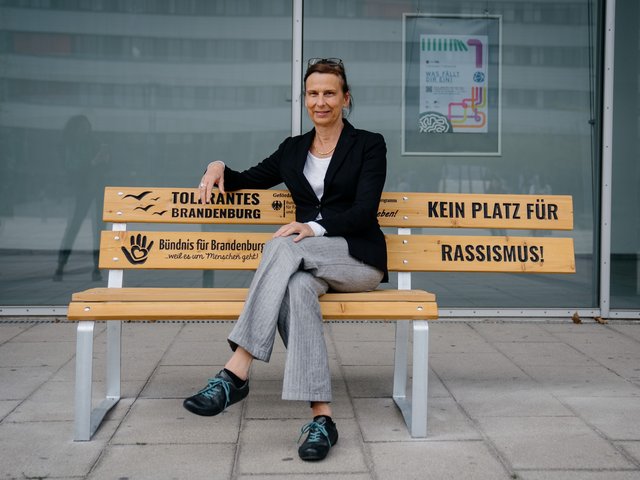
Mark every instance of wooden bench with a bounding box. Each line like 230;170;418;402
67;186;575;441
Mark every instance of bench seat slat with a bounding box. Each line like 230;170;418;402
68;300;438;321
71;287;436;303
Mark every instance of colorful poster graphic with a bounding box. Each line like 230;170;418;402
419;34;488;134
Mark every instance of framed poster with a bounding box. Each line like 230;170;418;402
402;13;502;156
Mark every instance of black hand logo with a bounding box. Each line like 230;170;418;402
121;234;154;265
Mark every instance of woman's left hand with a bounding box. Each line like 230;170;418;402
273;222;314;242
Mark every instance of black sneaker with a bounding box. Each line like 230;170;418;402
298;415;339;461
183;369;249;416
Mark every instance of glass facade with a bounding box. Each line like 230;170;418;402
0;0;636;317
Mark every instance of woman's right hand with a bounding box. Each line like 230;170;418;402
199;161;225;204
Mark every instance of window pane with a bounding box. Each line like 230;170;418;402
303;0;599;308
0;1;292;305
611;0;640;310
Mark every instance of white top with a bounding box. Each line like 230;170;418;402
303;151;332;236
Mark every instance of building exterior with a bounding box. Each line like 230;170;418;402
0;0;637;319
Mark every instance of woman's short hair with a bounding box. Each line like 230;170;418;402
303;58;353;115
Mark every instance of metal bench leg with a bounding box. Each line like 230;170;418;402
394;267;411;408
393;321;409;400
106;321;121;400
74;321;95;441
392;320;429;438
74;321;122;441
410;320;429;437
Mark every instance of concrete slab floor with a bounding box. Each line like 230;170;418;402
0;319;638;479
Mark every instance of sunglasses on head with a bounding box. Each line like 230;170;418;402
307;57;344;68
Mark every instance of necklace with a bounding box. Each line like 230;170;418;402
313;142;337;156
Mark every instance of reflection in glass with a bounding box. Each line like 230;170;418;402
53;115;108;282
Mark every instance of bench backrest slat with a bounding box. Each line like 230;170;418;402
104;187;573;230
100;231;575;273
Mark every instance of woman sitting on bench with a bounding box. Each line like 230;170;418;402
183;58;388;462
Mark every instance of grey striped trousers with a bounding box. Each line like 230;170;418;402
227;235;383;402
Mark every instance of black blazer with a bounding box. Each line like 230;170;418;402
223;120;388;282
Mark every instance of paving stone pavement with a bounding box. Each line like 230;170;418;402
1;319;640;480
